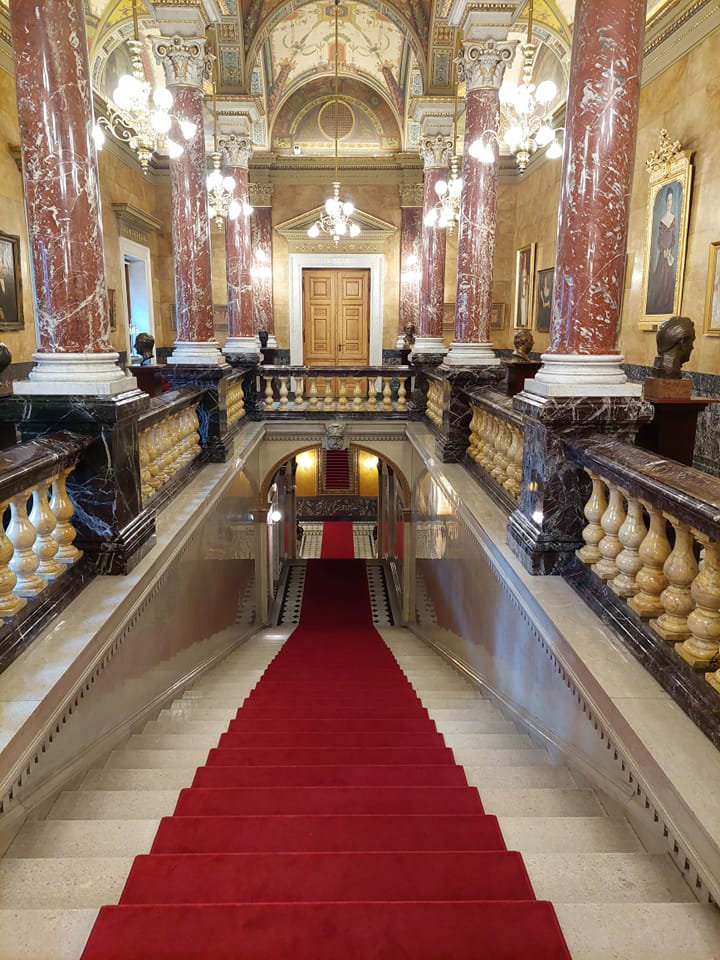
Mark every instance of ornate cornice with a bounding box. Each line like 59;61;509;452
112;203;163;243
152;36;210;89
456;38;516;91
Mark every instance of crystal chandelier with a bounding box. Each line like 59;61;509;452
424;154;463;233
424;31;463;234
95;0;196;173
469;0;559;171
307;0;360;244
205;74;248;231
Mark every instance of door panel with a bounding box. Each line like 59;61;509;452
303;268;369;369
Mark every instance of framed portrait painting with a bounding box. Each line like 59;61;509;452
513;244;535;329
704;242;720;336
490;302;505;331
640;131;693;329
535;268;554;333
0;231;23;331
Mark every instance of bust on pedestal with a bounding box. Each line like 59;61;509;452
504;329;541;397
638;316;713;465
129;333;169;397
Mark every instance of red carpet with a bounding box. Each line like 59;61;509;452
320;520;355;557
81;559;572;960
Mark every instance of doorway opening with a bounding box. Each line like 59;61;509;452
119;237;155;361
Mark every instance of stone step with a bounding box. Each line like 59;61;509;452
47;790;179;821
480;788;605;818
465;765;576;791
82;768;197;791
105;749;210;769
524;853;693;903
5;820;161;859
451;747;553;767
143;717;520;737
0;908;99;960
0;858;133;909
426;705;506;721
497;817;645;854
554;902;720;960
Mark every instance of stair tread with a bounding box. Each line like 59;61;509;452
479;788;604;818
47;791;180;820
497;817;645;853
0;858;134;909
0;909;99;960
5;821;162;859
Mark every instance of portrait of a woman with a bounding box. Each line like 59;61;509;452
646;183;680;315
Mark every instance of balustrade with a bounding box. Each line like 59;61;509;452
467;397;524;502
0;435;87;620
138;390;202;505
571;439;720;693
426;381;443;428
226;377;246;428
259;366;412;416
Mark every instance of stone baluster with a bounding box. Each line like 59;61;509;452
611;491;647;598
264;376;274;408
467;405;479;459
651;518;697;643
279;377;289;409
398;377;407;410
382;379;392;410
627;503;671;618
0;499;25;616
506;425;522;499
338;378;348;409
308;377;318;409
8;491;46;597
30;480;65;580
368;379;378;411
676;536;720;669
293;375;305;410
593;483;625;581
490;421;509;482
577;471;608;565
323;380;334;410
352;378;363;410
50;468;82;565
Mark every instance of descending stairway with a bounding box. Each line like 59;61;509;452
1;567;720;958
323;449;352;490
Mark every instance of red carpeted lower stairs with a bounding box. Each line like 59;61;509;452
80;560;572;960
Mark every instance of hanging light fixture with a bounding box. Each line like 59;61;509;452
307;0;360;244
95;0;196;173
468;0;559;171
206;51;243;231
424;32;463;233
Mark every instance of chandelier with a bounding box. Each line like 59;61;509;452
206;70;246;231
95;0;196;173
424;32;463;234
469;0;558;171
307;0;360;244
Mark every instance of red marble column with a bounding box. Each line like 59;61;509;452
250;204;276;348
446;38;514;367
528;0;646;395
399;203;423;346
414;136;451;359
220;133;259;359
153;37;220;365
9;0;128;394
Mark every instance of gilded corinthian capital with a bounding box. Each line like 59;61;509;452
456;39;516;92
220;134;253;170
420;134;453;170
152;36;210;89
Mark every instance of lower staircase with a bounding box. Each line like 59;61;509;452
1;561;719;958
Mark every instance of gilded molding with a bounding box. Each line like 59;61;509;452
249;182;274;206
399;183;424;207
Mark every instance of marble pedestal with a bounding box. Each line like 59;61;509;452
129;365;169;398
504;360;542;398
408;355;445;421
0;390;155;574
163;363;234;462
507;392;654;575
429;365;504;462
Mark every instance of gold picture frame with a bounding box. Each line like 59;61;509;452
703;241;720;336
640;130;693;330
0;231;24;332
490;302;505;330
513;243;535;329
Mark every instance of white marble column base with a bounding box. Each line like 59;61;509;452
444;341;500;366
395;335;406;350
167;340;224;365
524;353;642;397
13;352;136;396
410;337;448;359
223;336;261;359
265;334;278;349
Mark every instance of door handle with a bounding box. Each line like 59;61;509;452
338;343;343;352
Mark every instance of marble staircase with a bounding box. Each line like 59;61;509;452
1;625;719;960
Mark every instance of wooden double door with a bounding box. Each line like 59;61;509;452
303;268;370;368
